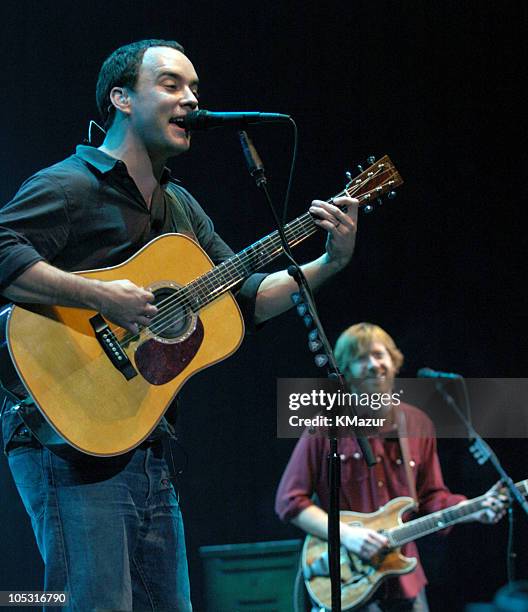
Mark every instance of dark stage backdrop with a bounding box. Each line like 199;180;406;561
0;2;526;610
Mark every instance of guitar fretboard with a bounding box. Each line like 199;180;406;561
183;211;317;311
177;159;401;312
145;155;402;330
389;479;528;547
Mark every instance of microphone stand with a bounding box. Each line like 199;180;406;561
238;130;376;612
435;381;528;517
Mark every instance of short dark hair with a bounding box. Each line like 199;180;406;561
96;39;185;128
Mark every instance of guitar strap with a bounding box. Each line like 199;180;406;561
395;408;418;505
165;182;197;241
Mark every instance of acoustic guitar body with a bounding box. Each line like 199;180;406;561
5;234;244;456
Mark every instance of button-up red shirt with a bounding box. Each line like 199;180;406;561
275;402;466;599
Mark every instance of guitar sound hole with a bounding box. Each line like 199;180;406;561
148;287;193;340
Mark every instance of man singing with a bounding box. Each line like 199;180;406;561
0;39;358;611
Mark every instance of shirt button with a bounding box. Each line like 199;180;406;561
396;458;402;465
340;453;346;461
353;452;362;460
378;480;384;488
377;456;382;463
409;460;416;468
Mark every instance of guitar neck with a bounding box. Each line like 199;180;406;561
389;479;528;548
184;211;317;310
180;154;402;310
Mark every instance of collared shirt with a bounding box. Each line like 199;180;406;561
274;402;467;600
0;145;267;451
0;145;263;296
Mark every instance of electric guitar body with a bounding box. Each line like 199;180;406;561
303;500;417;611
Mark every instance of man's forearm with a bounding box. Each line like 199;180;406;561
2;261;158;333
2;261;103;309
292;504;389;558
254;254;343;324
292;504;353;543
292;504;331;540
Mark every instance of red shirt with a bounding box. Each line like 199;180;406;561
275;402;466;599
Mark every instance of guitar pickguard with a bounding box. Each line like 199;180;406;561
134;317;204;385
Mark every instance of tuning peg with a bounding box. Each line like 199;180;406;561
314;354;329;368
363;204;374;214
377;198;383;207
367;155;376;164
303;314;313;328
357;165;364;174
345;171;352;181
387;191;397;200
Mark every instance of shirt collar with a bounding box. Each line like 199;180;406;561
75;145;172;184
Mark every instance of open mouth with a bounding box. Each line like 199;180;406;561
169;117;190;137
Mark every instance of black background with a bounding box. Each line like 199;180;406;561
0;1;526;610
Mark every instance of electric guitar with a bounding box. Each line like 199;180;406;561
302;480;525;611
0;156;402;456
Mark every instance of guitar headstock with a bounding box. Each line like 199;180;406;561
334;155;403;213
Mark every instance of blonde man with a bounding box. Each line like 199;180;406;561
276;323;505;611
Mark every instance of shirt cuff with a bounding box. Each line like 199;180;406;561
0;246;44;294
235;272;268;334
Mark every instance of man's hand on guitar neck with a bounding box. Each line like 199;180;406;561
310;196;359;270
457;480;509;525
254;195;358;324
474;481;509;524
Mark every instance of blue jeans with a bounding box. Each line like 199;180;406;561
7;441;192;611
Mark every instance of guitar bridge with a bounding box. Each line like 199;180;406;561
89;314;138;380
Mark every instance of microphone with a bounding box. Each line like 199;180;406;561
417;368;462;380
174;110;290;130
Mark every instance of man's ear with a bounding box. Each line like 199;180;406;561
109;87;131;116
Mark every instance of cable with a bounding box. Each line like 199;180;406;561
282;118;299;226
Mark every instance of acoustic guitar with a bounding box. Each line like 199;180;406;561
0;156;402;456
302;479;525;611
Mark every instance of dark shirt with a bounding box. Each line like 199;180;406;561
0;145;266;452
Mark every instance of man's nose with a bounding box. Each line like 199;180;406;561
367;357;381;372
181;87;199;110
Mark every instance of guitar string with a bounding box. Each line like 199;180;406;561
110;212;323;343
110;211;316;339
111;166;397;344
130;165;397;337
389;495;488;546
110;163;395;339
108;165;397;345
111;167;398;345
112;214;321;344
133;165;400;340
393;478;526;545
